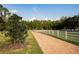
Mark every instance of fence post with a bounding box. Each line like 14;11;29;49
44;30;45;33
45;30;46;34
57;30;59;37
65;31;67;40
52;30;54;35
49;30;50;34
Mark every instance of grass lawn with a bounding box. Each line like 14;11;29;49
0;31;43;54
24;30;43;54
68;32;79;35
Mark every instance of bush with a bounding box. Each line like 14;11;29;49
7;14;27;44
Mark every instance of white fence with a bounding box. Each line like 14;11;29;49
38;30;67;40
37;30;79;44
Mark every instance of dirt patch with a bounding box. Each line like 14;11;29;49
0;43;25;51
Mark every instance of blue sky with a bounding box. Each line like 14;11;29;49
3;4;79;20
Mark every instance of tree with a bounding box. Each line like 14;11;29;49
7;14;27;44
0;4;9;19
0;4;3;17
2;7;9;21
0;4;9;31
0;17;5;31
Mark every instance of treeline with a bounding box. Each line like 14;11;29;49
0;4;27;45
25;20;53;30
25;15;79;31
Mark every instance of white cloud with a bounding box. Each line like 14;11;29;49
45;18;48;20
30;17;37;21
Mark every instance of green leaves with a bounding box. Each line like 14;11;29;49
8;14;27;44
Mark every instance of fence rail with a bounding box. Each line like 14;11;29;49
37;30;79;45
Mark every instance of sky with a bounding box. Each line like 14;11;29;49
3;4;79;21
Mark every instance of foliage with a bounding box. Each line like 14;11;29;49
7;14;27;44
0;4;9;31
25;15;79;30
0;17;5;31
0;4;28;44
0;31;43;54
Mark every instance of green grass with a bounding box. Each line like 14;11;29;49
24;30;43;54
0;31;43;54
68;32;79;35
0;31;11;47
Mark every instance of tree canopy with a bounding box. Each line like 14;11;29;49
25;15;79;31
0;4;27;44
